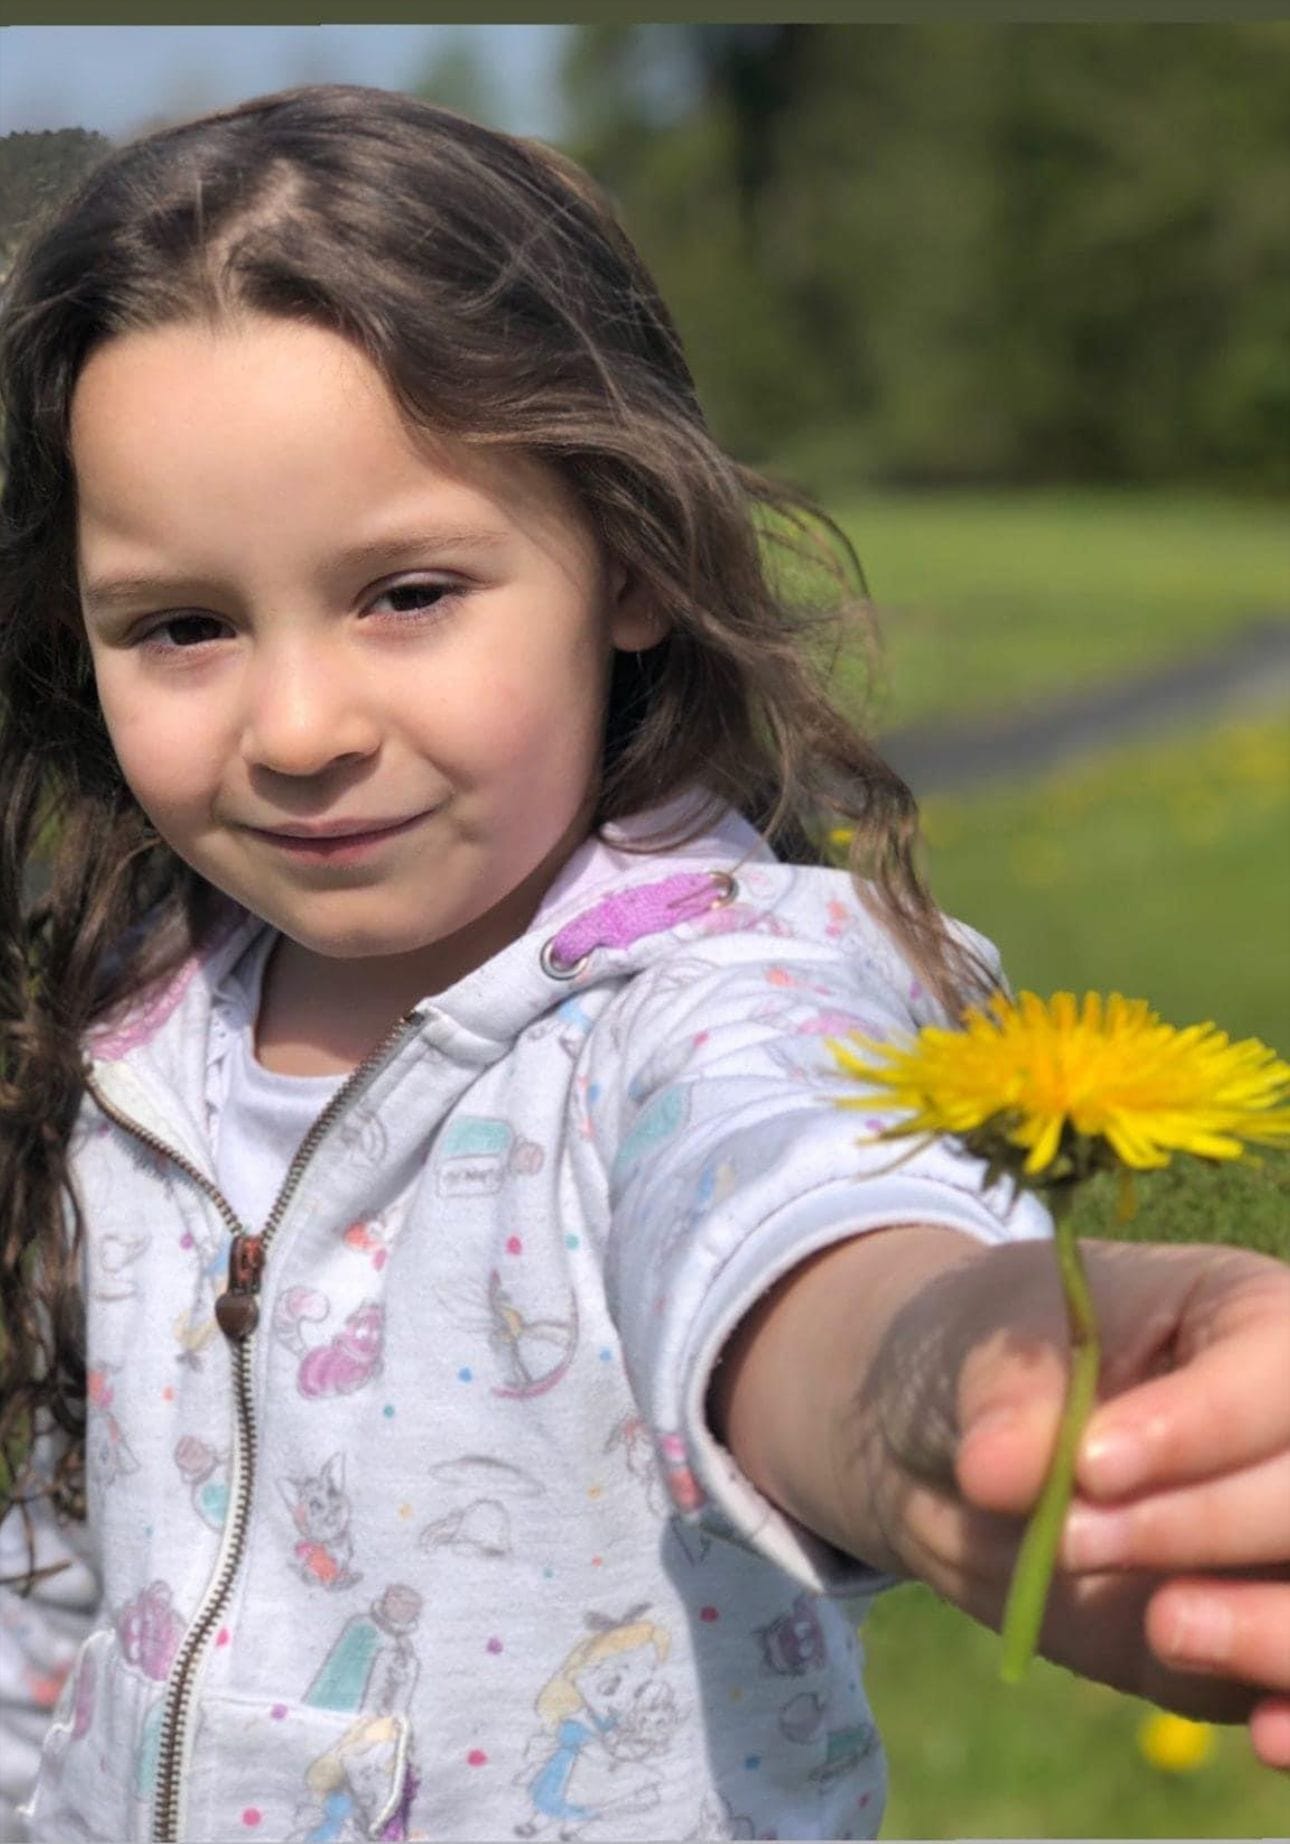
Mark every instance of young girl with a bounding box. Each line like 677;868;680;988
0;85;1286;1844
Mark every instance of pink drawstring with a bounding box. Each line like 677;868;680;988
541;871;737;977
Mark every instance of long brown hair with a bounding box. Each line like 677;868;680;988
0;84;996;1551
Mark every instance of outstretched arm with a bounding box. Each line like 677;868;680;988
708;1225;1290;1769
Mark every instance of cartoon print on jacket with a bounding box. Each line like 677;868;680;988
778;1689;827;1744
333;1105;390;1171
87;1223;150;1304
756;1592;827;1679
437;1273;579;1398
289;1714;421;1843
603;1417;668;1520
418;1455;544;1556
172;1216;230;1368
340;1206;407;1273
513;1608;681;1839
306;1586;423;1717
433;1116;545;1200
86;1366;140;1488
279;1453;362;1589
273;1289;385;1398
417;1499;511;1559
656;1154;740;1271
610;1085;689;1187
116;1581;185;1684
173;1434;231;1532
603;1419;715;1568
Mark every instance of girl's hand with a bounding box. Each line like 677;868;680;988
862;1236;1290;1768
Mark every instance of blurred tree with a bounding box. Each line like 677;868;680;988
559;23;1290;490
0;129;112;271
411;34;504;128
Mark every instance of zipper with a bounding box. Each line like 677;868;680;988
85;1008;421;1843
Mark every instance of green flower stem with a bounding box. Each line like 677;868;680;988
999;1187;1100;1684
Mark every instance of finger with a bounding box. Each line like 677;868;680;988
1077;1280;1290;1502
1061;1451;1290;1572
1248;1698;1290;1773
1147;1577;1290;1694
955;1356;1070;1516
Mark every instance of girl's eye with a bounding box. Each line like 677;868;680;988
131;578;460;651
368;579;458;620
138;614;228;652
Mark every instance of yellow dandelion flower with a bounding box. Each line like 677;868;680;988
829;990;1290;1183
1137;1711;1214;1774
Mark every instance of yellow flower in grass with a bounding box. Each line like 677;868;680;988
829;989;1290;1186
1137;1711;1214;1774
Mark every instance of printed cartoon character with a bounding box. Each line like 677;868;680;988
87;1225;150;1303
513;1608;680;1839
86;1366;140;1487
279;1453;361;1589
487;1273;578;1397
685;901;791;944
116;1580;185;1683
290;1714;422;1842
756;1592;827;1679
604;1417;667;1519
652;1430;705;1516
340;1209;405;1272
173;1434;231;1532
306;1585;423;1717
433;1117;545;1198
273;1290;385;1398
417;1454;545;1554
417;1498;511;1558
656;1155;740;1269
438;1273;578;1399
172;1219;230;1367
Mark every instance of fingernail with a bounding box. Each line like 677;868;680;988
1166;1597;1234;1666
1081;1426;1147;1497
1063;1507;1132;1571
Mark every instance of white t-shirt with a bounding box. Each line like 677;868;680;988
205;929;346;1232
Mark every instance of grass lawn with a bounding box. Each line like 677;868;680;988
865;1583;1290;1839
813;491;1290;1836
864;713;1290;1836
824;489;1290;727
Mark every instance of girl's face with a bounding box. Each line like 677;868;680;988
73;314;656;989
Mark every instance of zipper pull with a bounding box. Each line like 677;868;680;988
215;1233;264;1341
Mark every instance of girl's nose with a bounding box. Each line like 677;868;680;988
242;647;381;777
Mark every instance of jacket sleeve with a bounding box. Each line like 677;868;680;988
0;1442;102;1842
581;895;1053;1595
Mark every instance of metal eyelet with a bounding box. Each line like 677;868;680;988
707;870;739;907
539;937;592;981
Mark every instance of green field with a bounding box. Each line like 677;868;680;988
827;491;1289;1837
829;489;1290;728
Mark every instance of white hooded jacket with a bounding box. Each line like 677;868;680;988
0;800;1050;1843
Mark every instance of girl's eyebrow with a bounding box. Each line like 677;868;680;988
80;526;510;613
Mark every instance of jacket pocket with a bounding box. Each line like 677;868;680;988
183;1695;414;1842
20;1626;159;1843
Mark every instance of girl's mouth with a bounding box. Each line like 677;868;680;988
250;810;432;862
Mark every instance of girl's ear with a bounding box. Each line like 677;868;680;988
607;563;668;654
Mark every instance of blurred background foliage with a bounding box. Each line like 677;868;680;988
556;23;1290;494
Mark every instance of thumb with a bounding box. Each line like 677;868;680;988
954;1326;1072;1515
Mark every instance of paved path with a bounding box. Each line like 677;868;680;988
878;616;1290;798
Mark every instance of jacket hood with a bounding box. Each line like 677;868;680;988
82;791;780;1169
